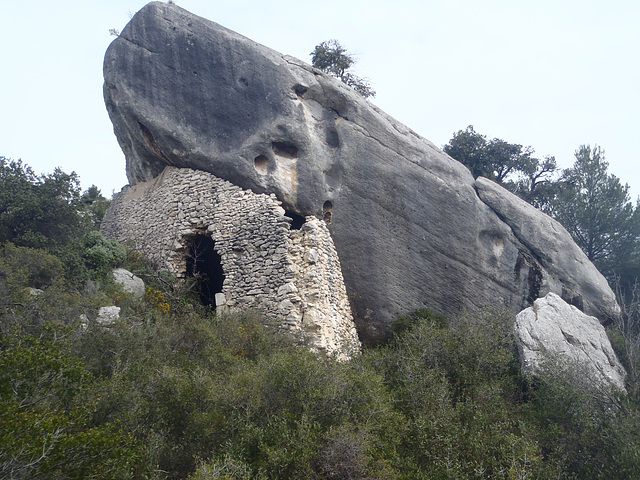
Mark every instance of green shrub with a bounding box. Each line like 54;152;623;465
0;158;89;251
82;231;126;278
524;358;640;479
389;307;448;338
0;243;64;291
372;309;548;478
0;324;141;479
189;454;262;480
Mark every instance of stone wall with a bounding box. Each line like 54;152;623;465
101;167;360;359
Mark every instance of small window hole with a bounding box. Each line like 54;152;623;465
272;142;298;159
292;84;308;98
254;155;269;175
323;201;333;224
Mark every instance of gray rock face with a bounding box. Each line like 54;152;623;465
475;178;619;322
113;268;145;297
104;2;619;339
514;293;626;392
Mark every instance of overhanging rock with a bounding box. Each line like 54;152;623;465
103;2;620;340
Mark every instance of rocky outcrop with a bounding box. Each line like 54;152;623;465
475;178;618;322
96;306;121;326
101;167;360;359
103;2;619;340
514;293;626;392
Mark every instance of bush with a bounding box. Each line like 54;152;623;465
0;323;141;479
82;231;126;278
523;358;640;479
0;243;64;291
372;309;547;478
72;309;404;479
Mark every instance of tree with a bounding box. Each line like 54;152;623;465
547;145;639;283
80;185;110;228
310;40;376;98
443;126;490;178
512;154;559;209
443;126;559;206
0;158;85;250
0;158;122;285
443;125;538;182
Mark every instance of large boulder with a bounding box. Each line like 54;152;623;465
514;293;626;392
113;268;145;297
96;306;121;326
103;2;619;340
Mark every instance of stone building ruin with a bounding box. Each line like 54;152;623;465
101;167;361;359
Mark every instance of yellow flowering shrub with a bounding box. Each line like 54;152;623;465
145;286;170;314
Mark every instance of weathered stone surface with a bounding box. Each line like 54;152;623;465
475;177;619;321
514;293;626;392
104;2;619;339
113;268;145;297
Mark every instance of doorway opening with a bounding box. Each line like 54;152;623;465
185;233;225;307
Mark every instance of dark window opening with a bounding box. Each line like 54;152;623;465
272;141;299;158
284;210;305;230
254;155;269;174
323;200;333;224
185;234;225;307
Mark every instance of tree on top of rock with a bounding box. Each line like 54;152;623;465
311;40;376;98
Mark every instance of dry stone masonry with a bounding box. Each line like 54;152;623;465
101;167;360;359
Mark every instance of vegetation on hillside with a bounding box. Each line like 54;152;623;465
1;158;640;479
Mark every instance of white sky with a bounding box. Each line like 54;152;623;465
1;0;639;200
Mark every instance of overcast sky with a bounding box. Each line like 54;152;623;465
2;0;639;200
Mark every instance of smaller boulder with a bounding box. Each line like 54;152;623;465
514;293;626;392
113;268;145;297
96;306;121;326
